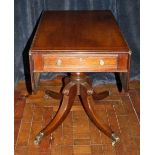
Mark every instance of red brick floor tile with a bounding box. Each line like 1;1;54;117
61;145;73;155
42;107;53;124
121;96;135;114
32;107;44;122
51;145;61;155
15;146;27;155
14;119;21;145
63;112;73;145
16;122;31;146
73;145;91;154
14;100;26;119
52;125;63;145
91;145;103;155
22;104;33;122
89;122;102;144
73;111;90;139
129;89;140;119
27;147;51;155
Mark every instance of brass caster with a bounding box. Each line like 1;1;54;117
111;133;120;147
34;132;44;145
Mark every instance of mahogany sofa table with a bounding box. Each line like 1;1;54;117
29;10;131;146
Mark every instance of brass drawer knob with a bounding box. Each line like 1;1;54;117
99;59;105;66
56;59;62;66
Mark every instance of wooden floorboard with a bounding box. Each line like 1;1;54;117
14;77;140;155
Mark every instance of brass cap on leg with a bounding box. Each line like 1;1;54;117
34;132;44;145
111;133;120;146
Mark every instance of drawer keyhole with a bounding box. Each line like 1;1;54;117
56;59;62;66
99;59;105;66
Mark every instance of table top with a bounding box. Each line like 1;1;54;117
30;10;130;54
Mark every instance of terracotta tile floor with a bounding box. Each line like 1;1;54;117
14;77;140;155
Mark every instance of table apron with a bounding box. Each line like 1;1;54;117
30;53;129;72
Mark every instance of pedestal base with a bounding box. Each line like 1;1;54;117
34;73;119;146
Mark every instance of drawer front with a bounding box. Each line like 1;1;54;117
42;55;118;72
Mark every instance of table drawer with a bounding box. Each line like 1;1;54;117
42;55;118;71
